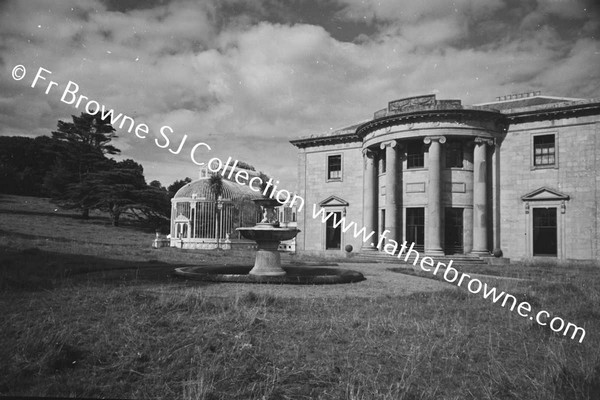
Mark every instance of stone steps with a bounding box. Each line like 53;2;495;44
353;251;490;266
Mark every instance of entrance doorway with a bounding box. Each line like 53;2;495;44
325;211;342;249
532;208;557;256
406;208;425;252
444;208;463;254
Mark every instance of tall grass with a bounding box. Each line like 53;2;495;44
2;278;600;398
1;195;600;399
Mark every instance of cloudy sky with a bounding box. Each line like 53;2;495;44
1;0;599;190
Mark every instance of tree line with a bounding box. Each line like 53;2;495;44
0;112;194;228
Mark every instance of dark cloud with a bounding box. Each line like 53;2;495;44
1;0;598;188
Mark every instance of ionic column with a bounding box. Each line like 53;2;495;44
472;137;493;255
424;136;445;256
361;148;378;251
492;140;501;253
381;140;398;244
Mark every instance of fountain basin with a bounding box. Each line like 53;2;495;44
174;265;365;284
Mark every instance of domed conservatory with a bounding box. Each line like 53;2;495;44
169;167;264;249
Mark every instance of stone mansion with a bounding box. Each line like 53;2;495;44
290;93;600;262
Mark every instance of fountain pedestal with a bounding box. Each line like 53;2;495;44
252;233;286;276
237;199;300;277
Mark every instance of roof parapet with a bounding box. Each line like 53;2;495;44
374;94;463;118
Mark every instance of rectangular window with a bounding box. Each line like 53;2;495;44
327;154;342;180
446;141;463;168
407;141;424;169
534;134;555;166
379;152;386;174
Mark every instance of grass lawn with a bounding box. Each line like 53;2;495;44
1;194;599;399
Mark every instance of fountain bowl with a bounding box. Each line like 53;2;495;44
236;226;300;242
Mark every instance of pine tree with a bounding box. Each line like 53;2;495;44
83;159;169;227
45;112;119;218
44;113;170;227
51;113;120;156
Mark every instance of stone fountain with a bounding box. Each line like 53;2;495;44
236;198;300;276
174;198;365;284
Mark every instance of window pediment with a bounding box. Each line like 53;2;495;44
318;195;349;207
521;187;570;202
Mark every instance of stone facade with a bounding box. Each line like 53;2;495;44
291;94;600;262
295;139;365;254
498;102;600;261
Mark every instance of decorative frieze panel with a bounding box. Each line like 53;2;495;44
445;182;466;193
388;95;436;113
406;182;426;193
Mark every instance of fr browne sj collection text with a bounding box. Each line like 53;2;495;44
13;65;212;165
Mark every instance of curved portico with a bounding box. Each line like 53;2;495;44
357;95;507;256
291;93;600;262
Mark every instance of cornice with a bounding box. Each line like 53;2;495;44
289;98;600;150
505;101;600;124
356;108;507;138
289;132;361;149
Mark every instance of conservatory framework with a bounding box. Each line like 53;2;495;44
170;174;263;250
